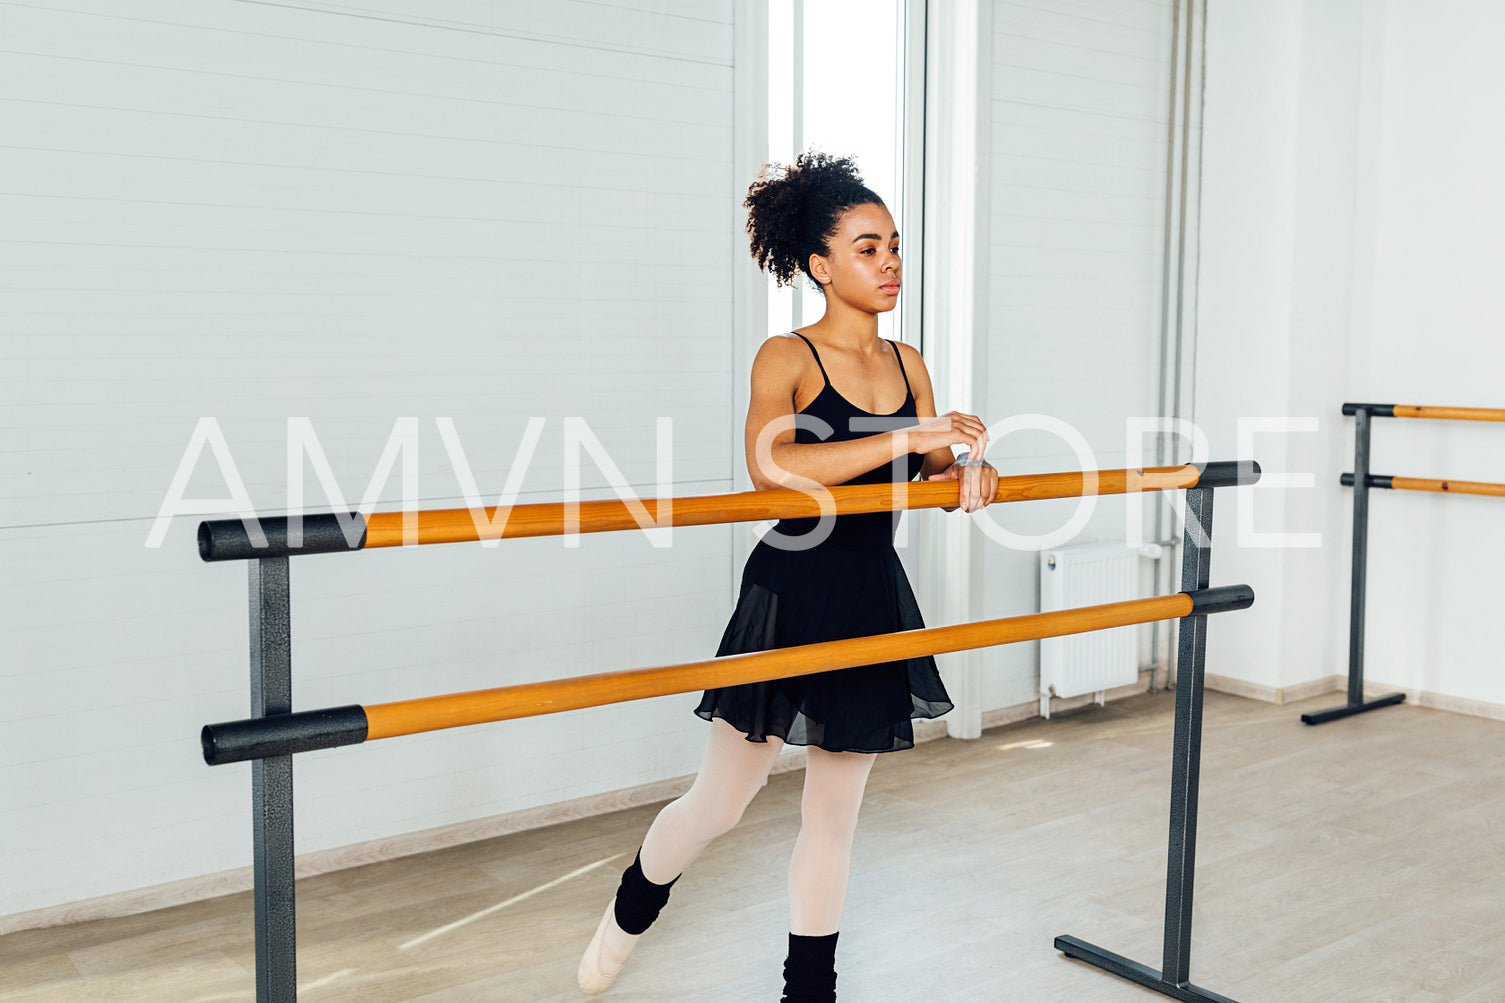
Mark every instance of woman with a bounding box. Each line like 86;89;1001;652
578;152;999;1001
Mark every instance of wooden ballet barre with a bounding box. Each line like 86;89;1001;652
1310;402;1505;727
1340;473;1505;498
1342;402;1505;422
210;457;1261;1003
201;584;1254;766
197;459;1262;561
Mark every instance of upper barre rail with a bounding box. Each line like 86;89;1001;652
200;584;1255;766
197;459;1262;561
1340;473;1505;498
1342;402;1505;422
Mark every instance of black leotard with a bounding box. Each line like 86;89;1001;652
694;333;953;753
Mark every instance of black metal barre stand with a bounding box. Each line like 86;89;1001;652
1301;404;1406;726
217;460;1262;1002
232;571;1253;1003
250;558;296;1001
232;573;1256;1003
1053;485;1242;1002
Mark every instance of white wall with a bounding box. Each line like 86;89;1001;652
1;0;743;923
1196;0;1505;706
978;0;1187;713
1195;0;1341;693
1352;0;1505;707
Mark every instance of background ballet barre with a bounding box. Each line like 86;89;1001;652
1305;402;1505;726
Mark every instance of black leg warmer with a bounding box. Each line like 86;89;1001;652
781;931;839;1003
611;848;680;936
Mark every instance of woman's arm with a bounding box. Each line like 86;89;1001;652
899;342;999;513
743;336;991;495
742;336;915;490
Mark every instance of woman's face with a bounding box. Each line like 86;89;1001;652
809;202;901;314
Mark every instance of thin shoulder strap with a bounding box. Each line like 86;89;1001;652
887;339;914;396
792;331;830;387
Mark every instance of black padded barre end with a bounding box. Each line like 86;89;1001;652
1193;460;1262;490
1340;473;1393;489
1342;402;1396;417
1187;584;1255;616
202;705;368;765
197;513;367;562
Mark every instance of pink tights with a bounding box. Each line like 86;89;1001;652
604;717;877;958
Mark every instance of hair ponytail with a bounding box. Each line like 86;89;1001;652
743;151;883;290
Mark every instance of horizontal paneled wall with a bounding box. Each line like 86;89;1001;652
981;0;1188;712
0;0;739;920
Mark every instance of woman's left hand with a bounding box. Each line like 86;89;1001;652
926;458;998;513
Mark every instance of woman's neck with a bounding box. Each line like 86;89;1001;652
800;297;881;352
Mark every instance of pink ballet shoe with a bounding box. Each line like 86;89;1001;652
578;898;634;995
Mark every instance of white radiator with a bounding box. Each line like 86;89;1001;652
1038;542;1140;718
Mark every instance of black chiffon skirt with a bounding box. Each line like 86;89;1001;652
695;538;954;754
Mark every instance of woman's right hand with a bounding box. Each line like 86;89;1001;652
906;411;989;458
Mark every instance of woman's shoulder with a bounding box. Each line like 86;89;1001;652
746;333;825;417
755;331;816;366
750;332;817;391
890;339;927;373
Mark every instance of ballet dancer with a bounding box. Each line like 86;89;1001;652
578;151;999;1001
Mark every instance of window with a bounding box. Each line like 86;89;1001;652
766;0;911;343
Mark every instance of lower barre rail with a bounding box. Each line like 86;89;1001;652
201;705;367;764
202;585;1253;766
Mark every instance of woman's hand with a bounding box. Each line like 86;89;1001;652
927;456;999;513
909;411;994;512
905;411;989;458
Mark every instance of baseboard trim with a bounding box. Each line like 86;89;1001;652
1404;686;1505;723
982;700;1041;731
1201;673;1505;724
1203;673;1340;705
0;722;903;936
994;669;1158;728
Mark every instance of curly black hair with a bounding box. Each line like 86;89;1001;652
743;151;885;290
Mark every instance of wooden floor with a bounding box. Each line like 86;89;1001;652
6;690;1505;1002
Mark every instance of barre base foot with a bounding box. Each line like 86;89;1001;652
1300;691;1406;726
1054;936;1241;1003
